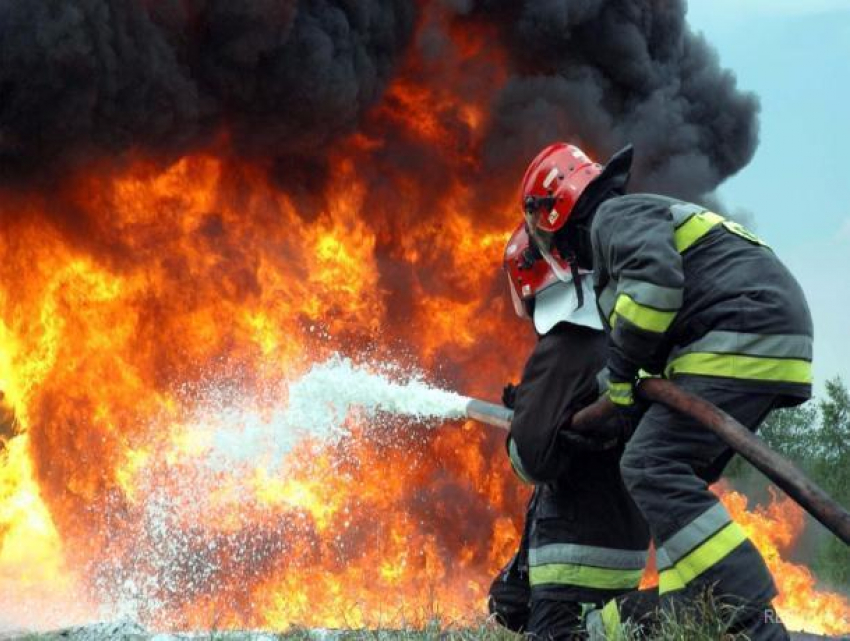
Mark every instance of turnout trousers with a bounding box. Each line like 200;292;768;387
619;377;790;641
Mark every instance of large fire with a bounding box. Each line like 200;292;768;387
0;6;847;637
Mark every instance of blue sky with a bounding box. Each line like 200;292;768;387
686;0;850;392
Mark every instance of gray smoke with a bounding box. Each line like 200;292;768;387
470;0;761;201
0;0;416;181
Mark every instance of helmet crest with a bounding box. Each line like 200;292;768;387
520;143;602;233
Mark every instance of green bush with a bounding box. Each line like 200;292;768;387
726;377;850;588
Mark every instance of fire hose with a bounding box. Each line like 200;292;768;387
463;379;850;546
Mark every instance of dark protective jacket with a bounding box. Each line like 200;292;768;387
591;194;813;403
507;323;650;603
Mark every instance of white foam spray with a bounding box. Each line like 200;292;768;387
176;353;471;471
72;354;473;628
285;354;470;438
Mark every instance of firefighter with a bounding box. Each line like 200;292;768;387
519;142;812;640
488;222;651;639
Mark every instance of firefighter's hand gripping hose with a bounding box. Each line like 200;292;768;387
572;378;850;546
459;382;850;545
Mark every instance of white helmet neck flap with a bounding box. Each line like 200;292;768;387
533;274;602;335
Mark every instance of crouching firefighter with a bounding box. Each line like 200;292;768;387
488;222;651;639
520;142;813;640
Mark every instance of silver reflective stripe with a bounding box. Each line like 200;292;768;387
596;367;611;395
508;438;533;484
670;202;706;226
658;503;732;568
656;547;673;571
529;543;648;570
598;282;618;322
670;331;813;362
618;278;683;311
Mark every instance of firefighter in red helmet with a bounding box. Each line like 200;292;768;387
488;222;651;639
519;142;812;640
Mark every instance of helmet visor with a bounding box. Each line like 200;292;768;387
523;211;572;284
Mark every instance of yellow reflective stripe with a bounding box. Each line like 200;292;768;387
658;523;748;595
607;381;634;407
613;294;677;333
674;211;767;253
601;599;623;641
674;211;724;253
658;568;685;593
529;563;644;590
666;352;813;385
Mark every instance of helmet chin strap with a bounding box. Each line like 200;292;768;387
523;202;590;312
523;214;586;311
569;257;584;309
560;220;594;270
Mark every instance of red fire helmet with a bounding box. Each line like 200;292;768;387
503;222;574;319
520;142;603;234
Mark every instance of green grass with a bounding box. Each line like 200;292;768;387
2;596;788;640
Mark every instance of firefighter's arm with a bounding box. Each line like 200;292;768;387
593;198;684;406
507;325;605;483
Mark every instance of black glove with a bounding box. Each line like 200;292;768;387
559;429;619;452
502;382;518;410
609;375;653;443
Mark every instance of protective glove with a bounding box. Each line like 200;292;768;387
596;366;636;409
559;429;619;452
607;373;655;442
605;343;641;409
502;382;518;410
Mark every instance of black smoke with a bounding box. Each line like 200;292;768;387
0;0;758;202
468;0;760;200
0;0;417;181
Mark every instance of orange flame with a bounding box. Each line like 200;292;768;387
638;484;849;635
0;5;847;636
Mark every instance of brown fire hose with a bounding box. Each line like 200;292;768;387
462;379;850;545
570;378;850;545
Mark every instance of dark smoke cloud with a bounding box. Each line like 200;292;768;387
470;0;761;201
1;0;758;203
0;0;416;180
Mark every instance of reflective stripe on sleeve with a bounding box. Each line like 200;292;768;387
530;543;648;571
673;211;725;253
613;293;677;333
607;381;634;407
658;522;748;594
670;331;813;362
618;278;683;312
672;208;768;254
665;352;813;385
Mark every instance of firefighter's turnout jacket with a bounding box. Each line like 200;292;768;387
592;194;813;403
506;323;650;607
587;194;811;639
